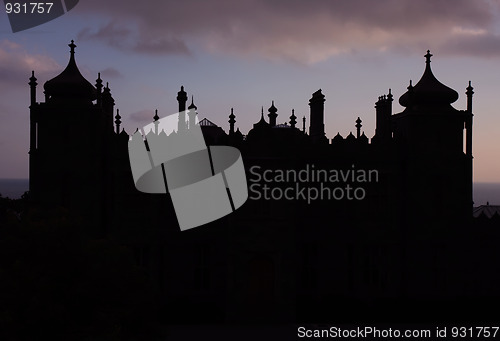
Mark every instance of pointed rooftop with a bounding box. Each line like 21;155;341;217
44;40;97;101
399;50;458;107
253;106;270;129
188;95;197;110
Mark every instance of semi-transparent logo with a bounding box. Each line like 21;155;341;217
5;0;79;33
128;109;248;231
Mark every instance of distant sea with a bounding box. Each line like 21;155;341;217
0;179;29;199
1;179;500;206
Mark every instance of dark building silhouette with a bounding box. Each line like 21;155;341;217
27;42;500;324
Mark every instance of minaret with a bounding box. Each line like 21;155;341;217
228;108;236;135
466;81;474;212
465;81;473;157
29;70;38;196
153;109;160;134
355;117;362;138
309;89;326;143
102;82;115;129
115;109;121;134
268;101;278;127
187;96;197;129
29;70;37;106
177;86;188;131
289;109;297;128
95;73;103;107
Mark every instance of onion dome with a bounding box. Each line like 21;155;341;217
399;50;458;107
268;100;277;114
345;132;356;142
234;127;243;140
358;132;369;144
267;100;278;126
228;108;235;121
44;40;97;101
332;132;344;143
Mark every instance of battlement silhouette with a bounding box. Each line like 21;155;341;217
26;41;499;324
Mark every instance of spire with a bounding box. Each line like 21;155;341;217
355;117;362;138
387;88;393;102
187;98;197;130
95;72;103;106
289;109;297;128
465;81;474;157
188;95;197;110
466;80;474;115
466;80;474;99
268;100;278;127
29;70;37;85
302;116;306;133
153;109;160;134
253;106;270;130
103;81;111;96
425;50;432;68
114;109;121;134
29;70;37;106
228;108;236;134
69;40;76;56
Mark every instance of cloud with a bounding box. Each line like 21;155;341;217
0;40;61;91
72;0;500;63
129;109;156;123
99;67;123;79
77;21;190;56
441;27;500;58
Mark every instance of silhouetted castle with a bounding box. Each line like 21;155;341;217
27;41;500;323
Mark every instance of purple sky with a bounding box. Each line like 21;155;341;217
1;0;500;181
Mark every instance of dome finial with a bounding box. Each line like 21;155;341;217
425;50;432;66
69;40;76;55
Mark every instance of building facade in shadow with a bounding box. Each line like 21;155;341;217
27;41;499;324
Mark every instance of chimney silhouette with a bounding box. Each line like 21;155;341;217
309;89;325;143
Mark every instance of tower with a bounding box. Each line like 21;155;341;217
392;50;470;227
228;108;236;135
289;109;297;129
309;89;326;143
188;96;198;129
177;86;188;131
29;40;113;236
268;101;277;127
465;81;474;214
372;90;393;144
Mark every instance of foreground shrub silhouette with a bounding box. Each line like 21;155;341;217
0;201;162;340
